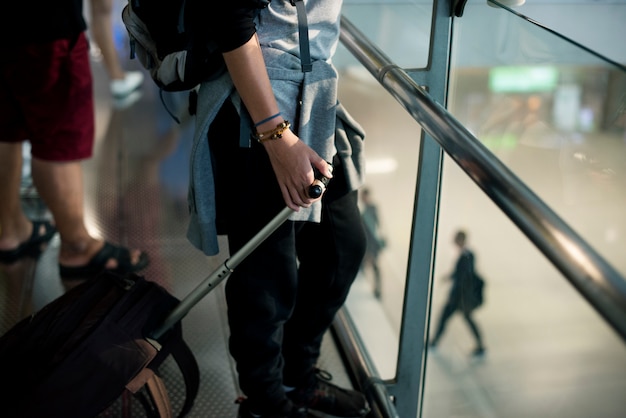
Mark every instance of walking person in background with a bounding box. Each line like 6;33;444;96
360;187;386;299
88;0;144;98
0;0;149;277
430;229;486;357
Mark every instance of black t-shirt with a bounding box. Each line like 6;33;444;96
209;0;264;52
2;0;86;45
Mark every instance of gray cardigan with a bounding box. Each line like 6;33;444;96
186;1;365;256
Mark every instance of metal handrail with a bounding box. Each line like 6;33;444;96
339;13;626;342
332;13;626;417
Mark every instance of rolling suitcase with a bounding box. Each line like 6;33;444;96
0;206;300;417
0;176;329;418
0;271;198;418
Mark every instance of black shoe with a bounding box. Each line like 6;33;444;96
236;397;310;418
287;369;370;418
471;347;486;358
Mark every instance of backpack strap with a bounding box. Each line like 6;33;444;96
144;331;200;417
145;373;174;418
290;0;312;72
168;337;200;417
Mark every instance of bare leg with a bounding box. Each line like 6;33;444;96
89;0;144;99
0;142;33;250
89;0;125;80
30;157;143;268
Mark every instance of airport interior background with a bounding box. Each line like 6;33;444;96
1;0;625;417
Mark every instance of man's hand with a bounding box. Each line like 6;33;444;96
262;129;333;211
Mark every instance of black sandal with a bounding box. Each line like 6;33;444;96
0;220;57;264
59;241;149;279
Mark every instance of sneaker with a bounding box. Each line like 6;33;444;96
112;90;143;110
236;397;311;418
287;369;370;418
110;71;144;98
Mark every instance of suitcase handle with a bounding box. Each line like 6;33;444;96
150;174;331;340
308;164;332;198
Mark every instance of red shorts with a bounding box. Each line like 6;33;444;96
0;33;94;162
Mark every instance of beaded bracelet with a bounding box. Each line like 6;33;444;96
254;120;291;143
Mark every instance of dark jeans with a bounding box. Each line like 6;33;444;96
432;300;484;349
209;101;366;412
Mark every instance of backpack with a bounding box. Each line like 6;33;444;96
461;273;485;312
121;0;270;93
0;272;199;417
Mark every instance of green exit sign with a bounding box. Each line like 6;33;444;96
489;66;559;93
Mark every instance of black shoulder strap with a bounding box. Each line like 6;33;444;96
291;0;312;72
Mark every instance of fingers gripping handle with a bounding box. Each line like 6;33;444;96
307;164;333;199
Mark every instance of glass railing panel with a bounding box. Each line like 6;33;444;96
424;2;626;418
487;1;626;65
335;1;434;384
337;67;423;380
425;158;626;418
448;2;626;278
338;0;433;70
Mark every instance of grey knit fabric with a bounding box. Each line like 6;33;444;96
186;0;365;256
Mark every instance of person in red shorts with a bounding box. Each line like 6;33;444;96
0;0;148;278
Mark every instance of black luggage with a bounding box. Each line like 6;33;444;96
0;205;301;417
0;272;199;418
